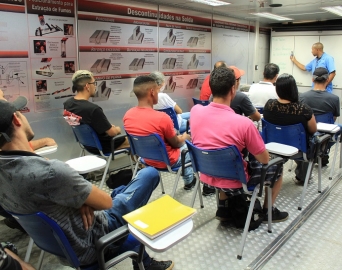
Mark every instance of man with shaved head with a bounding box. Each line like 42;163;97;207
124;75;196;190
200;60;227;100
290;42;336;93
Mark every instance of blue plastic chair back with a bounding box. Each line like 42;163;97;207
315;112;334;124
156;107;180;131
7;211;92;269
185;141;247;185
255;106;264;114
262;119;307;153
126;132;171;166
192;98;209;106
71;124;103;152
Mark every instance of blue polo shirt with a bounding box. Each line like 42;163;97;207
305;52;335;93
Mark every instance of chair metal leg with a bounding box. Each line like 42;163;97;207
267;186;272;233
128;154;134;174
158;171;165;194
190;172;204;208
37;250;45;270
340;141;342;169
171;168;183;197
99;156;112;189
237;187;259;260
24;237;34;262
215;188;219;208
329;141;339;180
132;162;140;178
298;161;314;210
318;156;322;193
288;160;294;172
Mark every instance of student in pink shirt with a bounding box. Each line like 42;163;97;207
190;66;288;223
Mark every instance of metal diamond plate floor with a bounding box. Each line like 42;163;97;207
1;144;342;270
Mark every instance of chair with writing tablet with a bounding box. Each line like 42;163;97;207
8;211;145;270
185;140;284;260
315;112;341;180
69;124;133;189
125;131;203;208
262;119;331;210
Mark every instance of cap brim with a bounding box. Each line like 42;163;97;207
11;96;27;110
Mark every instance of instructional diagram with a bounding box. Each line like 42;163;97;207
0;61;28;90
160;53;210;71
128;26;144;44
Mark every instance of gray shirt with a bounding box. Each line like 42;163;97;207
0;151;109;265
299;90;340;117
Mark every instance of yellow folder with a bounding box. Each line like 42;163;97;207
123;195;196;239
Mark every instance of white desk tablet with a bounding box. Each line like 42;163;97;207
128;218;193;252
266;142;299;156
65;155;106;174
317;123;340;133
35;145;58;156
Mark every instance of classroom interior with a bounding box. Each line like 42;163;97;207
2;0;342;269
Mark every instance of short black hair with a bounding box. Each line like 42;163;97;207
133;75;157;98
264;63;279;80
275;73;298;102
209;67;236;98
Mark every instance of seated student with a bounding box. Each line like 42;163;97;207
248;63;279;107
200;61;227;101
124;75;196;190
191;66;288;223
263;74;317;185
299;67;340;167
0;98;173;270
63;70;129;153
150;71;190;133
209;66;261;121
0;242;35;270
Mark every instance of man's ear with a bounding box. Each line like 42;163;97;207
12;113;21;127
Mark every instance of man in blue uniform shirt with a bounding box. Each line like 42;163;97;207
290;42;336;93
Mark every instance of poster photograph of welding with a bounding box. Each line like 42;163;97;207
36;64;54;77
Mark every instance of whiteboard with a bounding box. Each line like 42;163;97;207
212;28;250;84
270;36;294;76
319;35;342;89
292;36;318;87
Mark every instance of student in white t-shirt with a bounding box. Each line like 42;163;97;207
249;63;279;107
150;71;190;133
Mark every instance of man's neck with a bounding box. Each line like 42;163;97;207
313;83;326;91
262;79;274;84
317;51;324;58
137;99;153;108
1;137;34;153
212;96;231;107
74;91;90;101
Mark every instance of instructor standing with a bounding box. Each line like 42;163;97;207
290;42;336;93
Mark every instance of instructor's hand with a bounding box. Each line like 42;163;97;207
290;55;296;62
80;204;95;231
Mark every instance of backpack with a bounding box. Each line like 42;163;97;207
106;169;133;189
228;194;264;231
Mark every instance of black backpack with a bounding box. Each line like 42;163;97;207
228;194;264;231
106;169;133;189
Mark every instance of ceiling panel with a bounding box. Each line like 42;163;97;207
135;0;342;25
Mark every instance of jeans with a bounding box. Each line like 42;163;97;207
179;112;190;133
171;144;193;185
104;167;160;268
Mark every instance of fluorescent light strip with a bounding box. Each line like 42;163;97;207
189;0;230;7
251;12;293;21
321;6;342;16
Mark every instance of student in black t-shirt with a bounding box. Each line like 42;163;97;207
63;70;129;153
263;73;317;185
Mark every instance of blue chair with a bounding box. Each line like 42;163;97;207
71;124;133;189
262;119;330;210
185;141;284;260
192;97;209;106
255;106;264;114
126;132;203;208
7;211;144;270
315;112;341;180
156;107;180;132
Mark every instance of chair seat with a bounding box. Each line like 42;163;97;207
66;156;106;174
128;218;193;253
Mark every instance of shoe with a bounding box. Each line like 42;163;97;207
4;217;26;233
292;176;312;186
184;177;196;190
262;207;289;223
216;207;231;222
146;258;174;270
202;184;215;196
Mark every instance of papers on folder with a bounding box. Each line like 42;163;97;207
123;195;196;239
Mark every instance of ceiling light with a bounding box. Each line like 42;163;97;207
251;12;293;21
321;6;342;17
189;0;230;6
